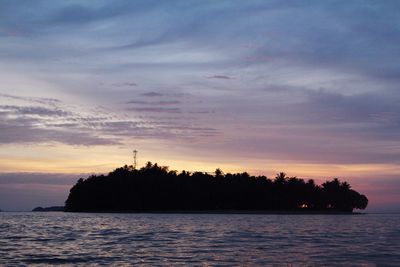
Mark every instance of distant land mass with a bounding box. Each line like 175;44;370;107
32;206;64;212
65;162;368;213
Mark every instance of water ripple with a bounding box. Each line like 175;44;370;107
0;213;399;265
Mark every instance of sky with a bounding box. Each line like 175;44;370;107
0;0;399;211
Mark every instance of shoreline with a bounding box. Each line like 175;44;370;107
63;210;365;215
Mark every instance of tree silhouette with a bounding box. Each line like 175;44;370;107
65;162;369;213
275;172;287;184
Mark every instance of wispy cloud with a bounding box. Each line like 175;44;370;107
0;173;80;186
0;105;71;117
1;0;400;211
141;92;165;97
128;107;181;113
112;82;137;87
0;93;218;145
126;100;182;105
207;75;233;80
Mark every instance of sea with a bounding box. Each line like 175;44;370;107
0;212;399;266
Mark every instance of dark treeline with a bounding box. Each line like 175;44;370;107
32;206;65;212
65;162;368;213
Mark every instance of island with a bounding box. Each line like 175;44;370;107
65;162;368;213
32;206;65;212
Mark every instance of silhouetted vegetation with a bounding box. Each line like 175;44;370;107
65;162;368;213
32;206;65;212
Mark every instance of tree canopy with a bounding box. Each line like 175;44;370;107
65;162;368;213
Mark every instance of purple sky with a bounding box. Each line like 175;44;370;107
0;0;399;211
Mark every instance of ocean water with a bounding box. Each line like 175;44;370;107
0;212;399;266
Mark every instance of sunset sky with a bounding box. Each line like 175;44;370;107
1;0;399;211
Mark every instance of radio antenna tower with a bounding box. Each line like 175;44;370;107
133;150;138;170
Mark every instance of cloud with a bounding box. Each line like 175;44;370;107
0;93;219;145
0;95;136;145
138;91;188;99
0;172;81;211
0;119;118;146
48;3;121;25
184;84;400;164
1;1;400;164
0;105;71;117
0;173;80;185
0;0;156;34
112;82;137;87
125;100;149;105
2;1;399;80
207;75;232;80
254;85;400;128
128;107;181;113
0;1;400;212
141;92;165;97
287;90;400;145
126;100;182;105
246;2;400;84
0;93;61;105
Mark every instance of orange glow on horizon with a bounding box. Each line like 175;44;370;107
1;143;399;180
1;143;398;211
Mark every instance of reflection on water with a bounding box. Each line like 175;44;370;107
1;212;399;265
